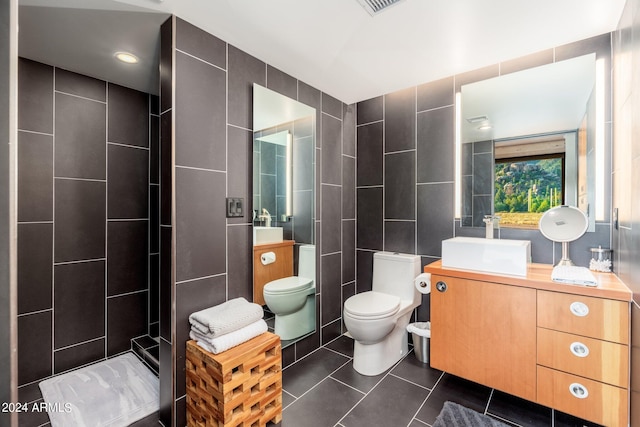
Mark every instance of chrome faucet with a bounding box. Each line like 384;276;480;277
483;215;500;239
258;208;272;227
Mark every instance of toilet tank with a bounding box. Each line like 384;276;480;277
297;244;315;282
372;252;421;301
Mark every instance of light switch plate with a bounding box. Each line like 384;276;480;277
226;197;244;218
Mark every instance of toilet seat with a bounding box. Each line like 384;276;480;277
264;276;313;295
344;291;400;320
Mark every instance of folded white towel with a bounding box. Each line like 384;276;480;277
189;297;264;337
190;319;268;354
551;265;598;287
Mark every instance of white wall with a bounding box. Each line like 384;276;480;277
0;0;19;425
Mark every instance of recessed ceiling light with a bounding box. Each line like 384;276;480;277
115;52;139;64
478;124;492;131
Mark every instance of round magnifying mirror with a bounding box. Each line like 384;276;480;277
539;205;588;266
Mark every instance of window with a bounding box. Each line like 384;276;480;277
494;154;564;228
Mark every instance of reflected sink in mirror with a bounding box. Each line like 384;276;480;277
253;227;283;245
442;237;531;277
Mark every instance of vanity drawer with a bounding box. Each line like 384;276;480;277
537;366;628;427
537;328;628;388
537;290;629;344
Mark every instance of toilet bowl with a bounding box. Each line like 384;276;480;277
343;291;400;344
264;277;314;340
343;252;421;376
263;244;315;341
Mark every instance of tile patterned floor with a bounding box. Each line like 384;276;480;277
274;335;603;427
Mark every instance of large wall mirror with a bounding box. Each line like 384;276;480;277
457;53;603;232
252;84;316;347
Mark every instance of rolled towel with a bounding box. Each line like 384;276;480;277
190;319;268;354
189;297;264;337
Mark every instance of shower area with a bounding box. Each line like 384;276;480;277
15;4;165;421
16;55;162;423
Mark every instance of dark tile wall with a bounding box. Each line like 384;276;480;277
613;0;640;424
356;34;613;324
292;117;316;244
159;16;355;426
253;116;314;240
16;59;157;412
460;140;494;227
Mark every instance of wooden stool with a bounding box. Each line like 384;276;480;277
186;332;282;427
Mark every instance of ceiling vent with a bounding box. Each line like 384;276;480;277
357;0;406;16
466;115;489;124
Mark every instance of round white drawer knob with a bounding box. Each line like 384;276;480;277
569;301;589;317
569;382;589;399
570;342;589;358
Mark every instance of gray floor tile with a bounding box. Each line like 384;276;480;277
282;390;296;409
487;390;552;427
281;377;364;427
390;349;443;389
554;410;604;427
324;334;354;357
414;373;492;425
282;348;350;397
129;412;159;426
340;375;430;427
330;362;386;394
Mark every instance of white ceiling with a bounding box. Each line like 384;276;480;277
18;0;625;104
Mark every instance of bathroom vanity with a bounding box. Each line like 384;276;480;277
253;240;294;306
424;260;632;426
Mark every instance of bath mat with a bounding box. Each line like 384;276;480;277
433;401;509;427
39;352;159;427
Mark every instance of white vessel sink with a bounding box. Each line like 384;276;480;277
441;237;531;277
253;227;283;245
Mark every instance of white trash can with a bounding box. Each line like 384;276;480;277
407;322;430;363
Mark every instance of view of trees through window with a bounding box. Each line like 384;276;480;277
494;156;564;228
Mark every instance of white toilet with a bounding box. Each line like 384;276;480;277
343;252;421;376
263;244;315;341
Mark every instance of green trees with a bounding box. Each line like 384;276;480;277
494;158;562;214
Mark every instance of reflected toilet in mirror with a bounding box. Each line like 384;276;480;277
263;245;316;341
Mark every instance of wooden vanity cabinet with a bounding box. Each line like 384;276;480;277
430;275;537;402
426;261;632;426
